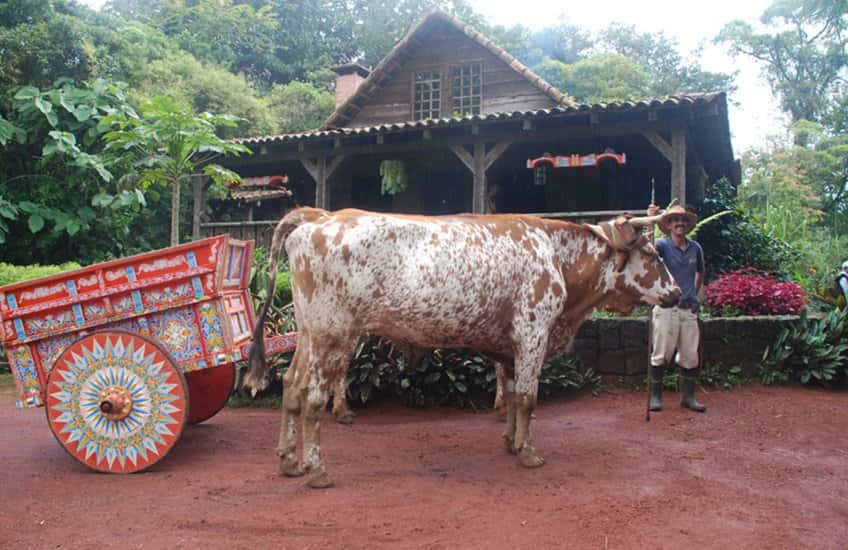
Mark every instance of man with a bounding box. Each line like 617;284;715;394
646;202;706;413
837;261;848;304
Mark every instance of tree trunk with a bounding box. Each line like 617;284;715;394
171;179;180;246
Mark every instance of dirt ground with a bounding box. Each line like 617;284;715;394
1;380;847;550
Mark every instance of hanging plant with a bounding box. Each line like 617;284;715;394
380;159;408;195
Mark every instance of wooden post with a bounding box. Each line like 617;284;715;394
671;126;687;205
302;155;345;210
449;141;512;214
472;141;486;214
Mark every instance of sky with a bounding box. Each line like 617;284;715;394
78;0;784;154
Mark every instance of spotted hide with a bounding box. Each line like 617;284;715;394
244;208;680;488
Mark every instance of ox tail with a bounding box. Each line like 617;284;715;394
243;207;329;393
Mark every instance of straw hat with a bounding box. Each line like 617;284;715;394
658;204;698;235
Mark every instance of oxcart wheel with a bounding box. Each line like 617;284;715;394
184;362;235;425
45;330;189;474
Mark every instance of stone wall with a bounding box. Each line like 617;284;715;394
573;315;800;379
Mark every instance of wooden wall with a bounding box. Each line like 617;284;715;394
350;20;557;127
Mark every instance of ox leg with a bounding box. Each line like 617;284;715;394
499;362;518;453
300;338;356;489
514;348;546;468
493;361;508;422
278;345;304;477
331;367;356;425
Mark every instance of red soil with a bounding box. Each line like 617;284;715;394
1;382;846;549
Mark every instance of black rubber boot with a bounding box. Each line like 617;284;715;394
649;365;664;412
680;368;706;412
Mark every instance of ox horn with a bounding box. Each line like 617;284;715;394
628;214;663;228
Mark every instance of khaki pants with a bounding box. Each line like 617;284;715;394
651;306;700;370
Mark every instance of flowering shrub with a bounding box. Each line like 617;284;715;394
704;267;807;315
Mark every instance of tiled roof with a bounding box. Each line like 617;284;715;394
321;8;572;129
234;93;726;146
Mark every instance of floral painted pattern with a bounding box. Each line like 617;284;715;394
147;307;203;364
10;345;41;408
37;332;82;375
198;302;226;356
142;283;194;310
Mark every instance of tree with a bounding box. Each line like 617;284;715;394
265;81;335;133
717;0;848;129
535;54;652;104
0;79;144;262
601;23;736;96
102;97;251;246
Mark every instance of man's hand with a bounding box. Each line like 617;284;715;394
647;204;661;216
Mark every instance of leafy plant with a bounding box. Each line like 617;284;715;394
396;348;496;409
102;96;251;245
538;355;601;398
761;308;848;386
699;363;749;390
379;160;408;195
705;267;807;316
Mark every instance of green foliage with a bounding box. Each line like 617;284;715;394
0;79;156;264
717;0;848;129
379;160;408;195
0;261;81;287
265;81;335;134
600;23;736;96
536;54;651;104
700;363;750;390
132;54;276;138
102;96;251;245
697;177;796;280
761;308;848;386
537;355;601;398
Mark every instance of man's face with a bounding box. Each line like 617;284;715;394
667;215;690;237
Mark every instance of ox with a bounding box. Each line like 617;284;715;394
244;207;680;488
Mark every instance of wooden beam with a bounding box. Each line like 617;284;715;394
223;119;682;168
671;126;687;205
641;130;673;162
326;155;345;180
484;140;513;170
301;158;319;181
472;141;487;214
449;145;474;173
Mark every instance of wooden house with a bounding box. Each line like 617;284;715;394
198;8;736;248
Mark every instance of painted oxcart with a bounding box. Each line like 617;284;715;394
0;235;296;473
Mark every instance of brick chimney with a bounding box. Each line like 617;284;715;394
331;63;370;107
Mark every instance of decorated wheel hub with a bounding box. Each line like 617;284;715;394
45;331;188;473
97;385;133;421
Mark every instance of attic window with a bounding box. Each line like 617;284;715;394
413;71;441;121
451;64;481;116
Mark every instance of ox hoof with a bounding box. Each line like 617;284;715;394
280;457;304;477
334;412;356;425
518;446;546;468
502;434;517;455
306;468;334;489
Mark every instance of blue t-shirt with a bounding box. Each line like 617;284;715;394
656;237;704;303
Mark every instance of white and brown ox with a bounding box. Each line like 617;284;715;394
244;207;680;488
